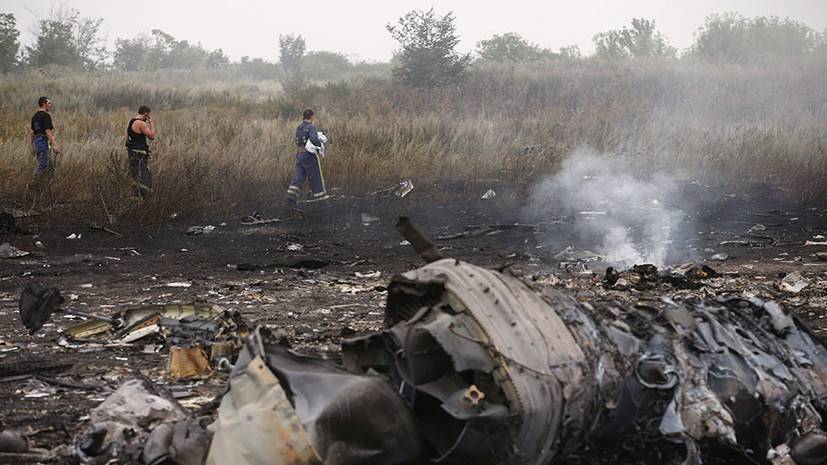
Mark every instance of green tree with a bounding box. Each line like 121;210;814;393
692;13;819;61
558;45;582;60
279;34;307;93
165;39;208;68
113;38;148;71
116;30;215;70
207;49;230;68
594;18;676;59
26;10;107;70
302;51;352;79
239;56;279;80
0;13;20;72
387;8;472;88
278;34;305;74
476;32;544;62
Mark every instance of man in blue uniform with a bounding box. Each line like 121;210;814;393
286;109;327;205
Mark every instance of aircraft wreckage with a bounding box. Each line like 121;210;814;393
206;222;827;465
22;219;827;464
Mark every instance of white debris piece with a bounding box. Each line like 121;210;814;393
166;282;193;288
481;189;497;200
355;271;381;279
187;225;215;235
395;180;414;198
780;271;810;294
0;243;29;258
66;233;81;240
286;243;303;252
361;213;379;225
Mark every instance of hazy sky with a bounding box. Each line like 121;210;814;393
2;0;826;62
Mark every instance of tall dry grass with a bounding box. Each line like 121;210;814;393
0;57;825;222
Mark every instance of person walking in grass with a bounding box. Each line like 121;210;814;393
28;96;60;205
286;109;328;206
125;105;156;199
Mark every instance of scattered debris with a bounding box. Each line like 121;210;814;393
186;225;215;235
354;271;381;279
240;211;280;225
361;212;380;225
370;179;415;198
710;252;729;261
66;233;81;240
481;188;496;199
780;271;811;293
0;243;29;259
75;379;187;463
286;243;303;251
165;281;192;288
816;252;827;262
805;240;827;246
89;223;122;236
436;223;538;241
236;257;330;271
229;258;827;465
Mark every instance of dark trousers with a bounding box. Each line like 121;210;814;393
34;150;52;176
128;150;152;197
286;151;326;203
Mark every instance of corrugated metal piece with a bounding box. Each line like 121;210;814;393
389;259;599;465
168;345;214;380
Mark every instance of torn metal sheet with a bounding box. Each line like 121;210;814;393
63;303;222;340
357;259;827;464
215;258;827;465
208;328;421;465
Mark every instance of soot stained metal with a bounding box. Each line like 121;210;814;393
211;257;827;465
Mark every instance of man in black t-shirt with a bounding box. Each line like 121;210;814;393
29;96;60;177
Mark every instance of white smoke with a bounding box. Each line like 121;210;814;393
528;150;687;268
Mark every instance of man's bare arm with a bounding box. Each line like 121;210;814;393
135;119;156;140
45;128;59;154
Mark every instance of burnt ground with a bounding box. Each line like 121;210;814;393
1;186;827;464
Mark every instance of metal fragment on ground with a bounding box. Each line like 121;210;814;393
241;258;827;465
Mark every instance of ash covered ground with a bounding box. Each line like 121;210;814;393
1;182;827;464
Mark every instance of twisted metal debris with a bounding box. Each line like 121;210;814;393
210;258;827;465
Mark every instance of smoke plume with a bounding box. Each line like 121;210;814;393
528;150;688;268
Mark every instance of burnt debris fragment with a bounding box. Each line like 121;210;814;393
212;258;827;465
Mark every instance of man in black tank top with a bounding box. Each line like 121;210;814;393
125;105;156;198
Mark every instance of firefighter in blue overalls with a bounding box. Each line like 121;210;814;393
286;109;327;205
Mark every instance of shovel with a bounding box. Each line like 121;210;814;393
19;282;115;334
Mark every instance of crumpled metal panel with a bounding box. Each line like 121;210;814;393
206;354;323;465
208;329;421;465
388;258;597;465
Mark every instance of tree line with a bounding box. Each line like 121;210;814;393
1;8;826;86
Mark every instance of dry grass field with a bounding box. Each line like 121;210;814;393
1;57;825;220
